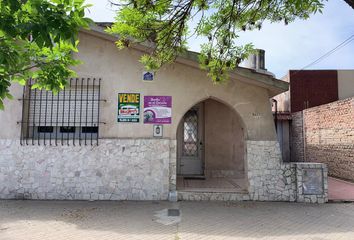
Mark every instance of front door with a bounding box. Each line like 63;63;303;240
177;104;204;175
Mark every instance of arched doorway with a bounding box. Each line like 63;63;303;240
176;98;247;192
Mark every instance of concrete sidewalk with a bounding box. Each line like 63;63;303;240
329;177;354;202
1;200;354;240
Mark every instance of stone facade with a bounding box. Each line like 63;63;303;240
169;140;177;199
247;141;297;202
0;139;171;200
248;141;328;203
178;141;328;203
0;138;328;203
296;163;328;204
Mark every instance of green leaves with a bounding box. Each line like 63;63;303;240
109;0;326;83
108;0;192;72
0;0;92;109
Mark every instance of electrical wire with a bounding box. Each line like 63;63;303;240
292;34;354;76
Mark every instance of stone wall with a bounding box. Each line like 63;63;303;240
0;139;171;200
291;97;354;181
247;141;297;202
0;138;328;203
296;163;328;203
169;140;177;192
179;141;328;203
179;141;298;202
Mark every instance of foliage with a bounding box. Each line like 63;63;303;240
108;0;325;82
0;0;92;109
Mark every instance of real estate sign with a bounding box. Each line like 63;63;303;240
144;96;172;124
117;93;140;122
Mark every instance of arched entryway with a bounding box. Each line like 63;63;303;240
176;98;247;192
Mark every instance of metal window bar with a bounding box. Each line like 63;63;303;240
96;78;101;146
85;78;89;146
32;87;37;145
50;85;54;145
55;85;60;146
20;85;26;145
73;78;78;146
38;87;42;145
67;79;72;145
20;78;103;146
79;78;83;146
44;90;48;145
91;78;95;144
26;81;31;145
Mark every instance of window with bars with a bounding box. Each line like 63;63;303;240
20;78;102;146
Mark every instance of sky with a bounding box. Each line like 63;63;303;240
85;0;354;78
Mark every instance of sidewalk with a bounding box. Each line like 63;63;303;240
329;177;354;201
1;200;354;240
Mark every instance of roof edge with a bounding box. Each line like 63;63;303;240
81;24;289;97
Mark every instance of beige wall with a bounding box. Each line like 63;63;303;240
274;74;290;112
0;31;278;141
204;99;244;174
338;70;354;100
0;84;23;139
73;31;277;141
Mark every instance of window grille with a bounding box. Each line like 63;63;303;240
182;109;198;157
20;78;102;146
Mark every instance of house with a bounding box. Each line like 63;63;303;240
275;69;354;114
0;24;328;203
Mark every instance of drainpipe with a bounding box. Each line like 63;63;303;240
272;99;278;132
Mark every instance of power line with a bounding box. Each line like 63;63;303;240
292;34;354;76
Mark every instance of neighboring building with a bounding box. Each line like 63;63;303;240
292;97;354;182
0;24;327;203
273;70;354;182
275;70;354;113
273;69;354;162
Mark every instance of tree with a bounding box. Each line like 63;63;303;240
344;0;354;9
0;0;92;109
108;0;325;82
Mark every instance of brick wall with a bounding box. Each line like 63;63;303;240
290;111;304;162
292;97;354;181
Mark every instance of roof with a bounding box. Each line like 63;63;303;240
80;23;289;97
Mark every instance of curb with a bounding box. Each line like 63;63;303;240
328;199;354;203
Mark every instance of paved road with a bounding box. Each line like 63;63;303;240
1;200;354;240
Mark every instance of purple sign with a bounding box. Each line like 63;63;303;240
144;96;172;124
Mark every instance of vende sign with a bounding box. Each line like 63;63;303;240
117;93;140;123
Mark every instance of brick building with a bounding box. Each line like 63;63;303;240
273;70;354;181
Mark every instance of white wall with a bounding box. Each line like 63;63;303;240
338;70;354;100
